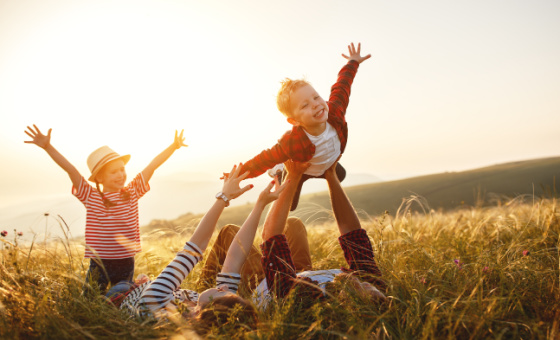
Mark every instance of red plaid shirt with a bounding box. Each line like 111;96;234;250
241;60;359;178
260;228;384;299
338;229;385;290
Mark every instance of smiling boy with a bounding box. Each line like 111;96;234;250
238;42;371;210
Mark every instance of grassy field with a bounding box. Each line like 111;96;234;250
1;194;558;339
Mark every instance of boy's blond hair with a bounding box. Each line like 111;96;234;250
276;78;311;118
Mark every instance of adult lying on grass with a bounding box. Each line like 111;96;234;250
107;163;287;334
198;159;386;307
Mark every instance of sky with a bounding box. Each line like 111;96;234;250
1;0;559;239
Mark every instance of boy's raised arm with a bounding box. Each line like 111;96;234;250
329;42;371;118
235;142;290;179
24;125;82;189
342;42;371;64
142;129;187;183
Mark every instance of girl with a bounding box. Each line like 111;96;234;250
24;124;186;293
113;164;286;335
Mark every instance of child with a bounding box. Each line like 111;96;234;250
24;124;187;294
237;42;371;211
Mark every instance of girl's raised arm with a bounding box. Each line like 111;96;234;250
24;125;81;189
142;129;187;183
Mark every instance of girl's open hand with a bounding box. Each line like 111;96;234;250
173;129;188;150
342;42;371;64
24;125;51;149
221;163;253;201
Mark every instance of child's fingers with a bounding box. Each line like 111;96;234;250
26;125;37;135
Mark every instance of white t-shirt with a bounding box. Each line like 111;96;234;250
304;123;342;176
252;269;342;308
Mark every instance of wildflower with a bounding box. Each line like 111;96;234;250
482;266;489;273
454;259;463;269
17;231;23;237
1;230;7;237
420;277;427;284
523;250;530;256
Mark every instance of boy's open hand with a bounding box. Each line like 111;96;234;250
342;42;371;64
24;125;51;149
173;129;188;150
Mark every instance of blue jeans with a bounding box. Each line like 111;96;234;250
83;257;135;295
105;280;137;299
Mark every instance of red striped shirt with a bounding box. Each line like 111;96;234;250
73;174;150;259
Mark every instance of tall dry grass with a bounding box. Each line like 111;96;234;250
1;196;558;339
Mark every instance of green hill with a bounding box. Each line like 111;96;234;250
144;156;560;232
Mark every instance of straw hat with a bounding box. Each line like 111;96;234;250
87;146;131;182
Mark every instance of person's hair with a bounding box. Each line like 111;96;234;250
193;295;258;335
285;278;325;309
95;182;130;209
276;78;311;118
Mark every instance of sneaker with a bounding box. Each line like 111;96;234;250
268;164;284;184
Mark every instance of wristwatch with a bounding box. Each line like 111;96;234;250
215;192;230;207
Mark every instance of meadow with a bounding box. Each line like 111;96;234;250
1;194;558;339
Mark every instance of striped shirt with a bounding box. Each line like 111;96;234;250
73;174;149;259
120;241;241;318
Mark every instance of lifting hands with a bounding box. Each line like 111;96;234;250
256;175;289;208
220;163;254;201
342;42;371;64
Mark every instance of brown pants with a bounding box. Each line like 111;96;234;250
197;217;312;296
